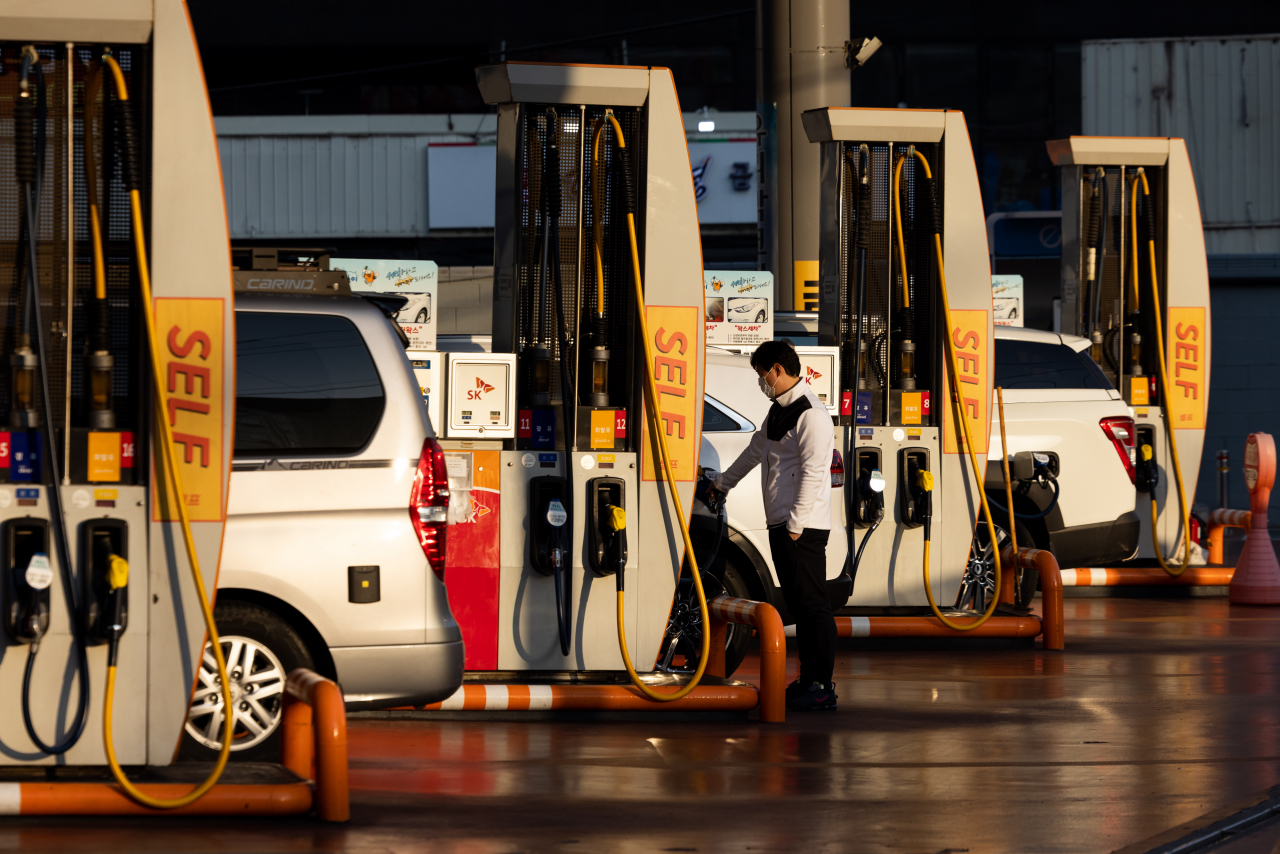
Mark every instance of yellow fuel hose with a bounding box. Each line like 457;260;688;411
901;149;1002;630
590;117;608;319
892;154;912;309
1129;176;1140;312
100;53;234;809
598;112;710;700
1135;169;1191;575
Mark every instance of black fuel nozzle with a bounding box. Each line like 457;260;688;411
856;468;886;526
1137;443;1160;494
695;469;724;515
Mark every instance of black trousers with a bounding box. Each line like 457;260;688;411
767;525;835;686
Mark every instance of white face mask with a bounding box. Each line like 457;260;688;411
758;370;778;400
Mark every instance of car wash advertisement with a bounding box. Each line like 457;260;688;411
992;274;1024;327
704;270;773;345
331;258;439;349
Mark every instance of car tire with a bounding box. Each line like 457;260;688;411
415;308;428;323
755;310;766;322
178;601;315;763
721;561;753;678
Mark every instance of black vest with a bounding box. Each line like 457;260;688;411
766;392;812;441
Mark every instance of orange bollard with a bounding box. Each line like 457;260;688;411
284;669;350;822
1230;433;1280;604
1001;545;1064;650
280;693;313;780
1207;508;1251;565
707;596;786;723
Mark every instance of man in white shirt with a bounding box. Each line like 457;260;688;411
712;341;837;711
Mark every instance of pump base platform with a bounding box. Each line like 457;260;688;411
0;764;311;816
390;673;761;717
1061;561;1235;588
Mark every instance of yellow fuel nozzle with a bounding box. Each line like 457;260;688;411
108;555;129;591
916;470;934;492
1140;444;1154;462
606;505;626;533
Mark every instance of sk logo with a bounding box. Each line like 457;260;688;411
805;366;822;383
466;377;495;401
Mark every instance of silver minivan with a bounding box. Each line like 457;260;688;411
181;289;463;761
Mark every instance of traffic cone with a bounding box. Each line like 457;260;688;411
1230;433;1280;605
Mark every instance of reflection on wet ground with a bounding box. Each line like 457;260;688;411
4;597;1280;853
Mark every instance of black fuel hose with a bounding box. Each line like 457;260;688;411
16;51;91;755
985;476;1060;521
546;108;574;658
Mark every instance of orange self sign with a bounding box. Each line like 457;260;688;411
153;298;225;522
641;306;700;482
942;309;989;456
1166;307;1205;431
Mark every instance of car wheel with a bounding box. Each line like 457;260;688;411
957;518;1038;611
755;310;766;322
178;601;314;763
415;308;428;323
656;560;753;679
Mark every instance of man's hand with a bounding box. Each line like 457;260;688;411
789;531;801;541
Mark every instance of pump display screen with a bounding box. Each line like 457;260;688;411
994;339;1112;391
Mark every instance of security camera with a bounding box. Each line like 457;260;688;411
847;37;882;69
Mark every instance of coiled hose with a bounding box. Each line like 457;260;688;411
98;52;235;810
596;111;711;701
14;46;92;757
1134;168;1191;576
896;149;1003;630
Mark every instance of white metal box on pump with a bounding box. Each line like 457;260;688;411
804;107;995;611
445;352;517;439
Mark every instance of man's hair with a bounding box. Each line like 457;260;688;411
750;340;801;377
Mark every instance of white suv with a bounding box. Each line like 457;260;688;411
182;287;463;761
986;326;1139;567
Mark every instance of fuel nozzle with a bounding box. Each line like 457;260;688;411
1137;443;1160;494
916;468;934;539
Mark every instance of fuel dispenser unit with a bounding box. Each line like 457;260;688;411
803;107;1025;633
426;61;738;705
0;2;342;818
1047;137;1212;583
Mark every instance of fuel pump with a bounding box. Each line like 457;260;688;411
806;107;998;626
0;3;237;809
1047;137;1209;574
474;62;708;694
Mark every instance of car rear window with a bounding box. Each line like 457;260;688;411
703;398;746;432
235;312;385;455
994;339;1113;390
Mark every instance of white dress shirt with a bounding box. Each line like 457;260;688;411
713;379;833;535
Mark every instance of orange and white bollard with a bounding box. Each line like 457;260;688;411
1229;433;1280;604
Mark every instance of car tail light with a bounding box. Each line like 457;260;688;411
1190;515;1203;547
410;437;450;581
831;449;845;488
1100;416;1136;484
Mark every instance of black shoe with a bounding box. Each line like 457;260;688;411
787;681;837;711
786;679;806;701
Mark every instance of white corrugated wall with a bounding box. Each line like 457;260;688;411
1083;35;1280;255
218;135;431;239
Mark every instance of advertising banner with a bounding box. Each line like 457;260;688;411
992;274;1024;327
331;258;439;349
704;270;773;346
